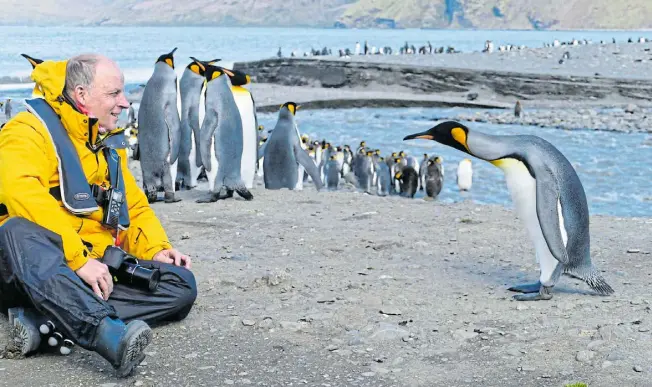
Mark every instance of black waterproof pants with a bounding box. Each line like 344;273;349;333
0;217;197;349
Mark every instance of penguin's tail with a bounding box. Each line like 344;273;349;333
565;266;615;296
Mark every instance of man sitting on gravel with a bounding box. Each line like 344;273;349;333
0;54;197;377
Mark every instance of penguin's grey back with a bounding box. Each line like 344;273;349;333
353;154;373;192
263;109;299;189
324;159;340;189
205;75;244;182
138;62;178;163
376;162;391;196
425;162;443;198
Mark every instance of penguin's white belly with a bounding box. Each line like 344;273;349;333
496;159;567;271
295;164;305;190
207;136;218;192
189;131;201;187
457;162;473;190
233;89;257;189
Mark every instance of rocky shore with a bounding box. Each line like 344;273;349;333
232;42;652;135
435;104;652;134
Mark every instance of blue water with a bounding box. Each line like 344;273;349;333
257;107;652;218
1;26;652;83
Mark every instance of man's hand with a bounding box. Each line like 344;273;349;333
153;248;191;269
75;259;113;300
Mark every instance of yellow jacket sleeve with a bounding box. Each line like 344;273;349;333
0;120;90;271
117;150;172;260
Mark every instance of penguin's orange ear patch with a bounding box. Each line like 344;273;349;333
165;58;174;68
451;127;470;151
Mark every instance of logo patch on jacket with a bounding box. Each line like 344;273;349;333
74;193;90;201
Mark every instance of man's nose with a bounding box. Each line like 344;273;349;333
117;93;129;109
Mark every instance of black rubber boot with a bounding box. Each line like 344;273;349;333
91;317;152;378
7;307;42;356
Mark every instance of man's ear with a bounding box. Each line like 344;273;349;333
74;85;88;105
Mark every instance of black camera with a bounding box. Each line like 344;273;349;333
102;246;161;292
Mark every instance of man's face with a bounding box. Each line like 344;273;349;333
82;59;129;131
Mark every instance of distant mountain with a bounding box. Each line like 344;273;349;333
2;0;652;30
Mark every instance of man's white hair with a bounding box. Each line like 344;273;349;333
64;54;102;97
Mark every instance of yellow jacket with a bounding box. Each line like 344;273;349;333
0;60;172;271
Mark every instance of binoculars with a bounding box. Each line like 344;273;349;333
101;246;161;292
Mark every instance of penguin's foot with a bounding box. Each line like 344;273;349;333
196;193;219;203
507;281;542;294
513;286;553;301
235;188;253;201
145;192;158;203
163;192;181;203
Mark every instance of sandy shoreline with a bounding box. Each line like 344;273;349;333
1;169;650;386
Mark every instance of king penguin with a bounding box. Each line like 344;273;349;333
178;56;219;190
323;154;341;190
197;64;253;202
424;158;443;199
137;47;182;203
404;121;614;301
262;102;323;190
225;68;258;189
457;158;473;191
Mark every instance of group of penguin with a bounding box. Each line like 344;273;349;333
132;48;476;203
135;65;617;305
278;132;475;199
134;48;258;203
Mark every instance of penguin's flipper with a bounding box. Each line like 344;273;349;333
199;112;218;172
536;180;570;265
165;104;181;164
294;144;323;190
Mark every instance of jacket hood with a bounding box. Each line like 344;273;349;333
30;60;100;145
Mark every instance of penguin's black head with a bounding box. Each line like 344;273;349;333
403;121;471;155
258;125;265;132
225;69;251;86
281;102;299;115
187;57;220;76
204;64;225;82
157;47;177;69
21;53;44;69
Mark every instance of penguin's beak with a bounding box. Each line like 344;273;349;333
21;53;43;69
165;47;177;68
403;131;434;141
